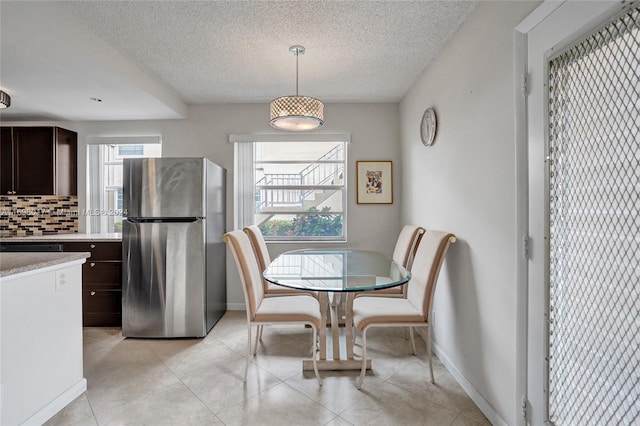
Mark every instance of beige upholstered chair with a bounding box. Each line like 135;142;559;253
345;225;424;338
244;225;320;343
394;224;427;269
351;230;456;389
222;230;323;385
244;225;317;298
369;224;425;296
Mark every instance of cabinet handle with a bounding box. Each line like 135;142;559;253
90;244;96;249
90;291;96;296
90;262;96;267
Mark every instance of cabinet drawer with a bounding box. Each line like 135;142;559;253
82;287;122;327
64;241;122;260
83;289;121;314
83;261;122;289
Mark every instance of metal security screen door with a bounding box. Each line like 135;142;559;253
547;6;639;425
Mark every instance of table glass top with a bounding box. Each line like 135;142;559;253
263;249;410;292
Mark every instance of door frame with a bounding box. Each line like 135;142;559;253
514;1;629;424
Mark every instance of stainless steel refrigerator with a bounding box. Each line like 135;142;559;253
122;157;226;338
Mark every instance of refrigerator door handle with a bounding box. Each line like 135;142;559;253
126;217;201;223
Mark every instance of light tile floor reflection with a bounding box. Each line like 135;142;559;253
45;311;490;426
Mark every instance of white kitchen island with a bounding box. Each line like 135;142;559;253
0;252;89;425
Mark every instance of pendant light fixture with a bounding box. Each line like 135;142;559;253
270;45;324;131
0;90;11;109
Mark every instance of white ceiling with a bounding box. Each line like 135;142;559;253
0;1;477;122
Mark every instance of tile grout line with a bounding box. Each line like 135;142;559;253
84;338;184;423
83;393;99;426
141;338;227;425
81;333;114;426
49;316;488;425
380;369;464;418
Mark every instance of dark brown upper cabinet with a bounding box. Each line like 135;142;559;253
0;126;77;196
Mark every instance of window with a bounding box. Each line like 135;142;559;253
117;145;144;156
234;137;348;241
87;142;161;233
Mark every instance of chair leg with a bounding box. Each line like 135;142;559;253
253;324;260;356
409;326;417;355
258;324;264;341
311;327;323;386
427;325;435;384
356;329;368;389
244;324;252;383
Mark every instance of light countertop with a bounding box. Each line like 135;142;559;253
0;233;122;242
0;252;91;278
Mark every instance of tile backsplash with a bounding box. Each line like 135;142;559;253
0;196;78;236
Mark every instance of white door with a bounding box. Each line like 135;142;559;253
524;2;639;424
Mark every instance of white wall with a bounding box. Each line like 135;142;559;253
3;102;401;306
399;2;539;425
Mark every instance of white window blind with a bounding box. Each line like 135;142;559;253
86;136;161;233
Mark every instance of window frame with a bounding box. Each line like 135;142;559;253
231;133;350;243
86;137;161;233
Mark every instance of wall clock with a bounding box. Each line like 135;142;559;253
420;108;437;146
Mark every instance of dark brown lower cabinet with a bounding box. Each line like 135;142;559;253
82;289;122;327
64;241;122;327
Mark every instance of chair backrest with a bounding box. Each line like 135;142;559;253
243;225;272;291
406;230;456;320
392;225;426;269
223;230;264;320
244;225;270;271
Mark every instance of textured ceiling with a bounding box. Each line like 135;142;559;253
0;1;478;121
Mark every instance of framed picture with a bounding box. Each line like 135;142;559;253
356;160;393;204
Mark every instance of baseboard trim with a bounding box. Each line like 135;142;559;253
431;340;508;426
22;378;87;425
226;302;245;311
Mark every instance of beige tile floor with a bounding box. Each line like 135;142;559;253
46;311;490;426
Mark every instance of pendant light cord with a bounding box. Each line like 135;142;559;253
295;52;299;96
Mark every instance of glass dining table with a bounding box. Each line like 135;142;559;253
263;249;410;370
